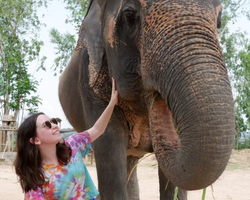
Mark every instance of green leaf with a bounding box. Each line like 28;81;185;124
49;0;89;75
173;187;179;200
0;0;51;115
202;188;206;200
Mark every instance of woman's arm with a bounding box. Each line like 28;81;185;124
87;77;118;142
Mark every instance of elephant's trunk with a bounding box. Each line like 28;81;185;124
149;73;235;190
142;8;235;190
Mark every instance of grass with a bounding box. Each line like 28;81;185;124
202;188;206;200
173;187;179;200
150;93;159;111
126;153;154;186
172;186;214;200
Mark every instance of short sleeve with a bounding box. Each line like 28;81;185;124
25;188;44;200
65;131;92;157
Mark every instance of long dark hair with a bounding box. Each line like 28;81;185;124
14;113;72;192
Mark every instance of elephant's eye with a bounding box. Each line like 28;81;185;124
119;6;140;39
122;10;137;25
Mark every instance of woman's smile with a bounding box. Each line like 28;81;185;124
52;130;60;135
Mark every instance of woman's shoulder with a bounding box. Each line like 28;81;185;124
65;131;91;149
65;131;90;142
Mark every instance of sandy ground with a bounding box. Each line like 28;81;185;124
0;149;250;200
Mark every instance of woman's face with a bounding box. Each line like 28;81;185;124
34;114;62;145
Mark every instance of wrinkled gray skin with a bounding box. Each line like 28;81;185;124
59;0;235;199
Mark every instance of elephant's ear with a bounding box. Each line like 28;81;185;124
75;0;104;87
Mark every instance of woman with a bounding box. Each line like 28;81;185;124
14;78;118;200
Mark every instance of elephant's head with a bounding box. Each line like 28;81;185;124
76;0;235;190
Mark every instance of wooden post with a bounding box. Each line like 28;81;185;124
0;115;17;152
2;131;6;152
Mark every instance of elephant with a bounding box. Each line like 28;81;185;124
58;0;235;199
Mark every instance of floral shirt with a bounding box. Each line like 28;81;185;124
25;132;99;200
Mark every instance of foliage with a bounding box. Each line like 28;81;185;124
50;0;89;75
61;130;77;139
237;138;250;149
220;0;250;148
49;28;76;75
0;0;49;117
63;0;89;31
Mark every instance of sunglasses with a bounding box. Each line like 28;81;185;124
42;118;58;129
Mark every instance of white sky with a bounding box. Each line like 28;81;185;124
27;1;250;129
27;1;75;129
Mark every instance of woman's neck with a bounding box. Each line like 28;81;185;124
39;145;59;166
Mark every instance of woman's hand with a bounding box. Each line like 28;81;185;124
87;77;119;142
109;77;118;106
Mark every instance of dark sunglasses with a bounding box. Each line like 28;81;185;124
42;118;58;129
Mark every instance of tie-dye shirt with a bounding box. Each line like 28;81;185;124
25;131;99;200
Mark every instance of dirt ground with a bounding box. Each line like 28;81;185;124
0;149;250;200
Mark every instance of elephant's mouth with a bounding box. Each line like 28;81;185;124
149;95;181;153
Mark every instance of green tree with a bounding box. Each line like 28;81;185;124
0;0;49;119
220;0;250;148
49;0;89;75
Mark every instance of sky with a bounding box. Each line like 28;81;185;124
27;1;76;129
27;1;250;129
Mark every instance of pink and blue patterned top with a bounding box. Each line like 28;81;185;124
25;132;99;200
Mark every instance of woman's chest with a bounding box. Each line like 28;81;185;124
43;154;86;198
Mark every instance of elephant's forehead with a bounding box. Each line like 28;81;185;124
143;1;217;28
143;0;216;13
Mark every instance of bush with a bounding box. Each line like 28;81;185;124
235;138;250;149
